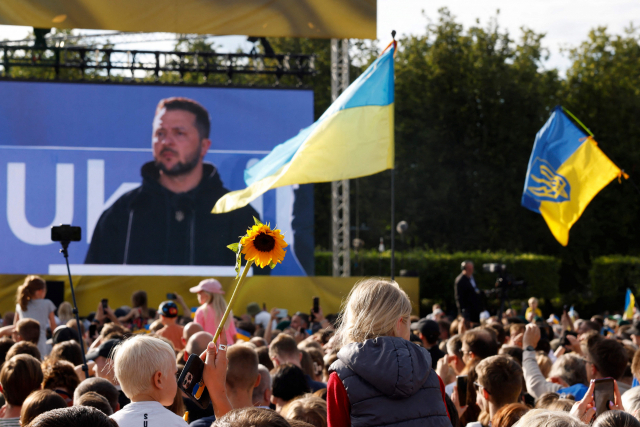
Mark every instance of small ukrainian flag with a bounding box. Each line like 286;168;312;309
624;288;636;320
235;329;252;342
522;106;626;246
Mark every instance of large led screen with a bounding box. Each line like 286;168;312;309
0;81;314;276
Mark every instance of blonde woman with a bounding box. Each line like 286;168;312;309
327;278;451;427
57;302;74;325
189;279;236;344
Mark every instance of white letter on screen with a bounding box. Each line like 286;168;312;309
7;162;74;245
86;159;140;243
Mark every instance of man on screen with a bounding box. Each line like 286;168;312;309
85;97;259;266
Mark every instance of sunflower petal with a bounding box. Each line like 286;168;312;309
235;220;288;270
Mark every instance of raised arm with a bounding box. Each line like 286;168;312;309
264;308;279;344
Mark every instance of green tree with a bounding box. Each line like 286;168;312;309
555;25;640;298
350;10;563;254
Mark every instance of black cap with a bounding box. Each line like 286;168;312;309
46;325;79;346
416;318;440;342
114;307;130;318
86;339;121;361
159;301;178;318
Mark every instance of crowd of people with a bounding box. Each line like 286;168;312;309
2;274;640;427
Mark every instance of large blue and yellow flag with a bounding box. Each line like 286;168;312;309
522;106;625;246
213;45;395;214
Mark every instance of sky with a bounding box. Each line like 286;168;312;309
0;0;637;74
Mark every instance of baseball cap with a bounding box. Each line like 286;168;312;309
86;339;121;361
159;301;179;318
416;318;440;341
46;325;79;345
114;307;131;318
246;302;261;317
189;278;224;294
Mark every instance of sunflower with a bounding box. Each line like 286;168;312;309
240;223;288;268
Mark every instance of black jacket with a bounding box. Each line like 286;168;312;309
454;273;483;322
85;162;259;266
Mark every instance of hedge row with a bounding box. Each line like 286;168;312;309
315;250;561;315
590;255;640;312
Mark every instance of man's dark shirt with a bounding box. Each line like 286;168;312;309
455;272;483;323
183;397;214;423
190;415;216;427
306;374;326;392
427;345;445;366
85;162;259;266
118;389;130;409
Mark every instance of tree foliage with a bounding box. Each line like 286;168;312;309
310;11;640;306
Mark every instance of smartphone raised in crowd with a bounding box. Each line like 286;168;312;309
594;378;615;417
101;298;108;309
456;375;468;406
561;330;577;347
311;296;320;323
278;308;288;318
167;293;177;300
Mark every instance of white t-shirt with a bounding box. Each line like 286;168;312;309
254;311;276;330
110;401;187;427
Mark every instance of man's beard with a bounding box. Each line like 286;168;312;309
155;146;202;176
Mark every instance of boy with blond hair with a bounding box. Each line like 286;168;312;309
110;335;186;427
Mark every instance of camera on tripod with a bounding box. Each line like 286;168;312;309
482;263;525;289
483;263;506;274
482;263;526;318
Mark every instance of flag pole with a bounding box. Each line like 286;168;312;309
391;167;395;280
390;30;396;281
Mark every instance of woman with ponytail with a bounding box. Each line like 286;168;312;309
189;278;237;344
14;275;56;357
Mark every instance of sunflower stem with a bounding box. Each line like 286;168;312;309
212;259;254;344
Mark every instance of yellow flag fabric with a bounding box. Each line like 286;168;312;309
0;0;376;39
624;288;635;320
213;45;396;214
522;107;624;246
538;138;622;246
214;104;394;213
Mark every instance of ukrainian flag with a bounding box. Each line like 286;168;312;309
624;288;635;320
521;106;624;246
213;45;395;214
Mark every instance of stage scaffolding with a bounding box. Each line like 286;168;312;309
330;38;350;277
0;45;315;87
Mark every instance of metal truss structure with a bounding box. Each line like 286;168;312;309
331;38;350;277
0;45;315;87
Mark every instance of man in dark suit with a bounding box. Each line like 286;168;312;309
455;260;483;323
